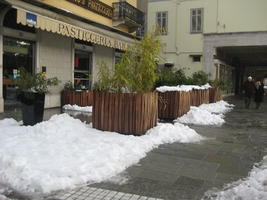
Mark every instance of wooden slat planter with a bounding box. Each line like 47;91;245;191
190;89;210;106
209;88;222;103
93;92;158;135
61;90;93;107
158;91;191;120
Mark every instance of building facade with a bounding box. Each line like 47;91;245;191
0;0;143;113
148;0;267;93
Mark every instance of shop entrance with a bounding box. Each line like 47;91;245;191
74;49;93;90
3;36;35;108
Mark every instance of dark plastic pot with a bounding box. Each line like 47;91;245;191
18;92;45;126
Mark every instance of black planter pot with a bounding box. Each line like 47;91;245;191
18;92;45;126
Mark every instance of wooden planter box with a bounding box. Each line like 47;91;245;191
61;90;93;107
158;91;191;120
190;89;210;106
93;92;158;135
209;88;222;103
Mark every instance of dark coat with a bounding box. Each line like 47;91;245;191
255;85;264;102
243;81;255;97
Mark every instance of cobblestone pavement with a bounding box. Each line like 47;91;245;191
48;187;163;200
1;96;267;200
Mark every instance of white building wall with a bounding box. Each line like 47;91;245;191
38;30;72;108
148;0;267;77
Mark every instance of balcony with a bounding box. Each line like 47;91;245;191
112;2;144;33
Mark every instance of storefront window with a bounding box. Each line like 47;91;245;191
74;50;92;90
3;37;34;76
3;36;34;102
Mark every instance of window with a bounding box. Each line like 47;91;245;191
74;50;92;90
190;8;203;33
156;11;168;35
190;55;201;62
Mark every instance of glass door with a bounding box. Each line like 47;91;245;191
74;50;92;90
3;36;34;107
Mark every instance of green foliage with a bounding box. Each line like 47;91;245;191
209;79;228;90
189;71;209;85
15;68;59;94
156;69;209;86
92;61;114;92
63;81;74;91
94;32;161;93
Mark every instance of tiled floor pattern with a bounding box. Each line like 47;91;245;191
49;187;163;200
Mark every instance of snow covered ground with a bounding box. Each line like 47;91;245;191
0;114;203;196
156;83;211;93
62;104;92;113
176;100;234;126
203;156;267;200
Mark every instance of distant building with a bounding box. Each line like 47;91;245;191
148;0;267;94
0;0;144;113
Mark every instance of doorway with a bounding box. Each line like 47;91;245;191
3;36;35;108
74;49;93;90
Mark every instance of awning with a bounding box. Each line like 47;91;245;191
16;8;130;50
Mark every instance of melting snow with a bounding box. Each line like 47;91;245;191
0;114;203;195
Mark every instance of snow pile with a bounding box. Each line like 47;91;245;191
203;156;267;200
176;100;233;126
0;194;9;200
198;100;234;114
0;114;203;195
176;106;225;126
63;104;92;112
156;83;211;93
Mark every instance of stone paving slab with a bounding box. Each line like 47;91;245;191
48;187;164;200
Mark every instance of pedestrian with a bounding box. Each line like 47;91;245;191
243;76;255;108
254;80;264;109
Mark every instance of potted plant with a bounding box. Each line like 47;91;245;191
61;81;93;107
209;79;225;103
92;32;161;135
15;69;59;125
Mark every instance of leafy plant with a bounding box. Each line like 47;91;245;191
92;61;114;92
188;71;209;85
14;68;59;94
63;81;74;91
209;79;227;90
94;32;161;93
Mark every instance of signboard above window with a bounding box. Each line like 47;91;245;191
66;0;113;19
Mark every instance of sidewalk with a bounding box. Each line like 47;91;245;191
1;96;266;200
73;96;266;200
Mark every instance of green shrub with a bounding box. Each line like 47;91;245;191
94;32;161;93
188;71;209;85
209;79;227;90
15;68;59;94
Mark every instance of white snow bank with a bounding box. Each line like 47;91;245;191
156;83;211;93
176;100;233;126
198;100;234;114
0;114;203;195
63;104;92;112
176;106;225;126
203;156;267;200
0;194;9;200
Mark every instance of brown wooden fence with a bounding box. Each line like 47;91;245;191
190;89;210;106
93;92;158;135
209;88;222;103
158;91;191;120
61;90;93;107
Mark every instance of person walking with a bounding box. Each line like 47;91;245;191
254;81;264;109
243;76;255;108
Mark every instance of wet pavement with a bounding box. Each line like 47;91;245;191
88;96;267;200
0;96;266;200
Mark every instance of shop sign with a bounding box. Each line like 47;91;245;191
26;13;37;26
66;0;113;19
57;22;128;50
